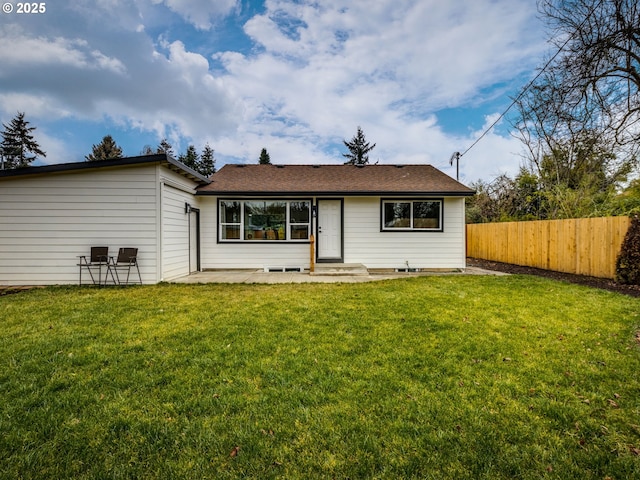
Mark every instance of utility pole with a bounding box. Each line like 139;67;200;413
449;152;460;181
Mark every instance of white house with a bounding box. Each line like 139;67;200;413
0;155;475;285
197;164;475;272
0;154;208;285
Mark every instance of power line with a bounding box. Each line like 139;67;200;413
450;0;605;165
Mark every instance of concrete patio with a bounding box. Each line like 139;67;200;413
171;266;507;284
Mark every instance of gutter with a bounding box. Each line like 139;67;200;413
195;190;476;197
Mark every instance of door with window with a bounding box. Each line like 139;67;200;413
317;199;342;261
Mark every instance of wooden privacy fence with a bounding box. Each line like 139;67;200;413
466;216;631;279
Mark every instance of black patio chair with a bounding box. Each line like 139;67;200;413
77;246;110;285
107;248;142;285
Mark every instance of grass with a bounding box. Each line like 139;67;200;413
1;275;639;479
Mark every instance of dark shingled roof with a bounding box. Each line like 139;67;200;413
197;164;475;196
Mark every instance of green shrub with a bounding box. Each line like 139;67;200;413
615;214;640;285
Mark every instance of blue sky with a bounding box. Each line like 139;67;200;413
0;0;549;183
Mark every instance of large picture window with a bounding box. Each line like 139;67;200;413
382;199;442;231
219;199;311;242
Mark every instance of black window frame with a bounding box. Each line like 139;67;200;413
218;198;313;243
380;198;444;232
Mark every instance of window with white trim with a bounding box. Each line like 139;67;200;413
382;199;442;231
219;199;311;242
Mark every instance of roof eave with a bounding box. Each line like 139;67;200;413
0;154;211;185
164;156;211;184
196;190;476;197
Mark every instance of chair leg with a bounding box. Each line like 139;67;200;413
98;262;112;286
104;260;141;286
106;259;120;286
124;261;142;285
87;266;97;285
106;265;118;285
78;260;97;286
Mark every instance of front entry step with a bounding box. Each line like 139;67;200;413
311;263;369;276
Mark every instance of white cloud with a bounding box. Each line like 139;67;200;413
85;38;243;142
0;22;242;137
0;93;72;119
242;0;542;107
167;40;211;73
152;0;239;29
213;0;544;178
37;131;73;165
0;25;126;74
0;0;547;181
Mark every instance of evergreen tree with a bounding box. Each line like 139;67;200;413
343;126;376;165
200;143;216;177
85;135;123;162
259;148;271;165
157;139;174;158
178;145;199;171
1;112;46;169
616;215;640;285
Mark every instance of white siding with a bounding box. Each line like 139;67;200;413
203;243;309;270
0;165;160;285
160;173;201;281
199;197;309;270
199;196;467;270
199;197;218;267
343;197;466;269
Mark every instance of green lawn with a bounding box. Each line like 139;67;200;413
1;276;639;479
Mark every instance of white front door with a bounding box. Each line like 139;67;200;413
317;200;342;260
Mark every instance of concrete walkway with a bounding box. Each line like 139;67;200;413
171;267;507;284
